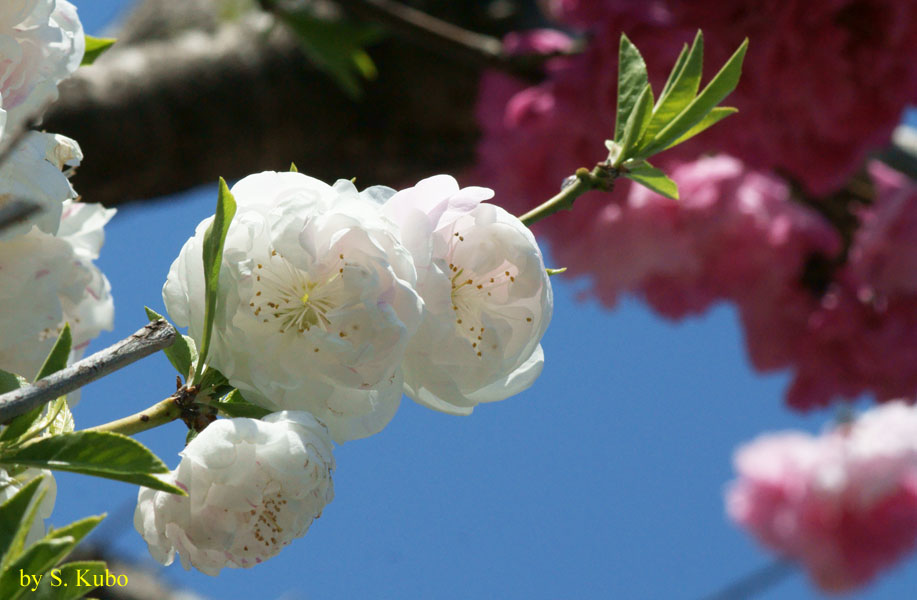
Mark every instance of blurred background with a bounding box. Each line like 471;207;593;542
47;1;917;598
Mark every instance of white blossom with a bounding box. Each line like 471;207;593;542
383;175;552;414
134;411;335;575
0;131;81;240
163;171;423;442
0;468;56;546
0;200;115;378
0;0;84;140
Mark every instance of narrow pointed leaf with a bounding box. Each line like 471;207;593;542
614;34;649;140
35;325;72;381
144;307;197;380
46;515;104;548
290;162;299;172
624;162;680;200
662;106;738;150
0;477;45;569
32;561;108;600
195;178;236;384
0;537;73;600
0;432;185;495
0;370;27;395
81;36;116;66
640;38;748;158
278;10;383;99
641;31;704;149
217;390;271;419
45;397;74;436
614;84;654;166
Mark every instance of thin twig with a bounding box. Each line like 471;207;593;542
0;199;41;234
697;560;795;600
265;0;575;81
0;320;177;423
85;394;184;436
518;164;618;226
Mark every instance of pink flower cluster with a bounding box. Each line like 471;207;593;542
541;0;917;194
727;402;917;593
473;3;917;410
739;162;917;410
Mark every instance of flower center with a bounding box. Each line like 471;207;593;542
249;250;348;335
448;262;515;358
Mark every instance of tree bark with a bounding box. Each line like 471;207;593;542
42;2;488;206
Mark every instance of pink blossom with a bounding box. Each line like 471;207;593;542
738;161;917;410
727;402;917;593
475;12;917;411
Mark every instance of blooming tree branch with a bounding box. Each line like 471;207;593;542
0;321;176;423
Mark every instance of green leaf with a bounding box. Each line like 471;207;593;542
144;307;198;380
197;367;228;393
81;36;116;66
613;83;654;166
185;428;199;445
0;537;73;600
290;162;299;172
546;268;567;277
195;178;237;385
32;561;108;600
35;325;72;382
639;38;748;158
217;390;271;419
0;370;27;395
0;326;72;443
44;397;74;436
640;31;704;150
46;515;104;549
614;34;650;140
624;161;680;200
0;477;45;570
661;106;738;150
0;432;185;495
278;10;383;99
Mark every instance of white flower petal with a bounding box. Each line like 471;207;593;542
134;412;335;575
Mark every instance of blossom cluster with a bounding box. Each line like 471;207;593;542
0;0;113;545
474;1;917;410
136;171;554;573
514;156;917;410
728;402;917;593
0;1;112;380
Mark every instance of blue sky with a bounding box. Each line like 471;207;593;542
47;3;917;599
